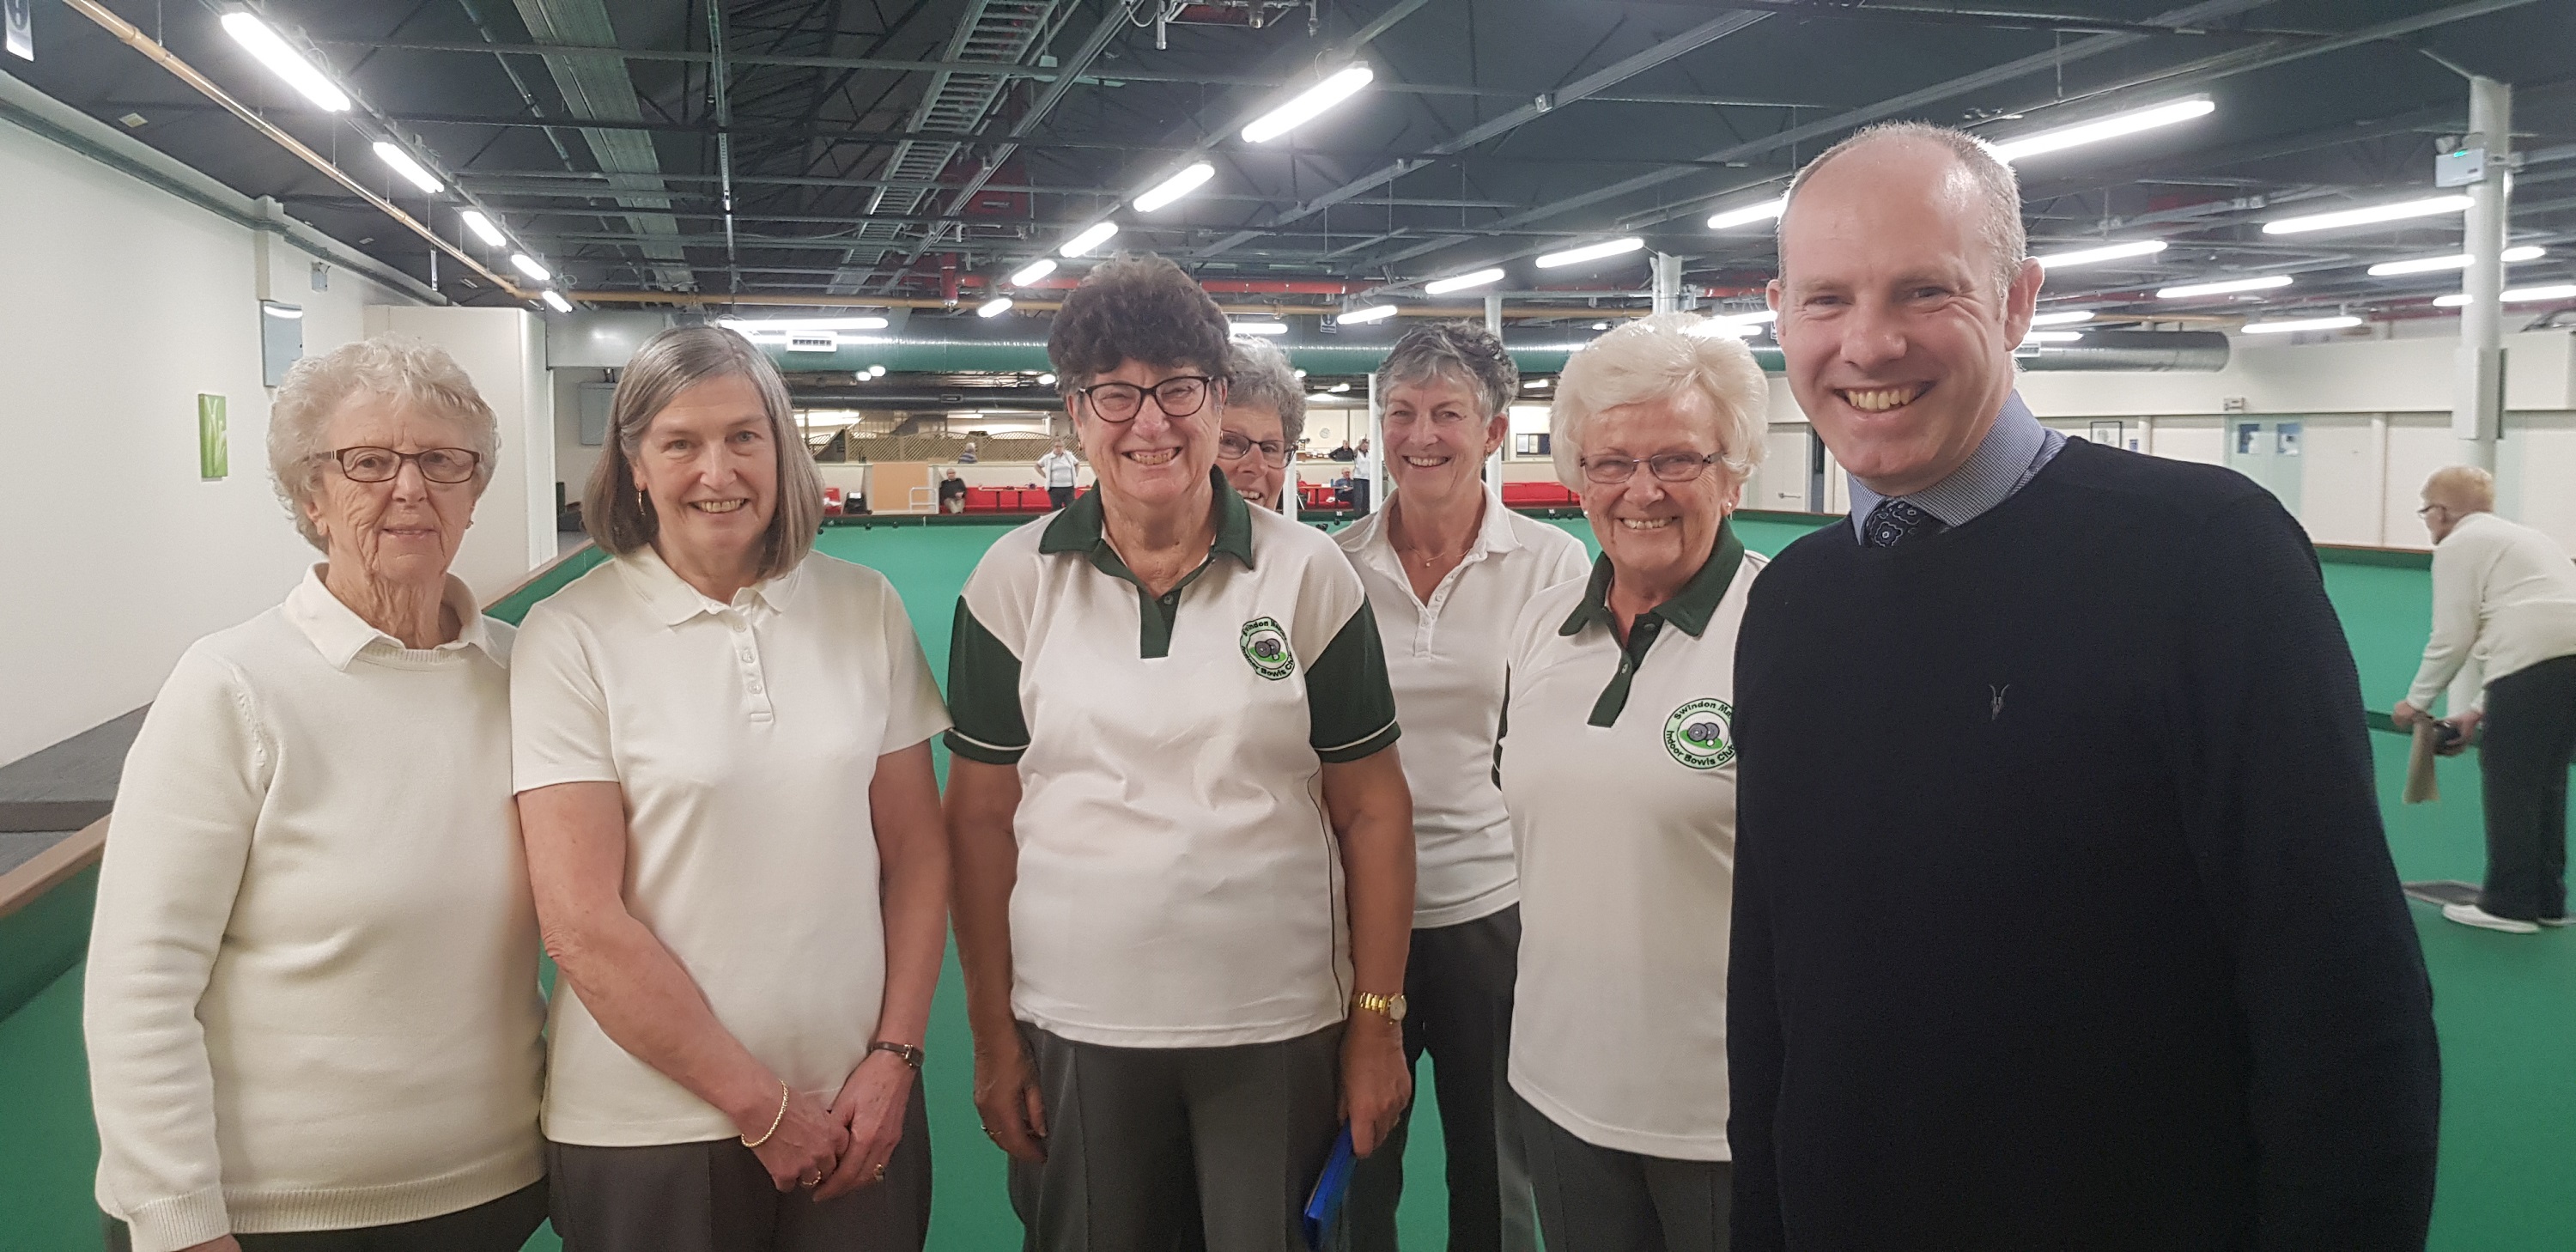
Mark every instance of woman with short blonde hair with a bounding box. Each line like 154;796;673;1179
516;325;950;1251
88;335;547;1252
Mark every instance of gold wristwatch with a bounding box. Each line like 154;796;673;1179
1355;991;1408;1024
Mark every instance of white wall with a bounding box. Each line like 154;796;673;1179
0;72;428;763
367;307;555;599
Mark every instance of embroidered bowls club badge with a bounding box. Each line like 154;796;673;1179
1241;617;1296;680
1664;697;1735;769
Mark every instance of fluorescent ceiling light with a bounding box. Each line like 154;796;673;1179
1709;319;1762;337
1242;64;1375;143
540;290;574;313
1340;304;1400;324
977;296;1015;318
508;253;551;282
1037;373;1056;386
2029;310;2096;326
1060;222;1119;258
1329;382;1352;392
1535;237;1645;269
2033;239;2166;269
2263;195;2473;235
2366;246;2547;277
870;364;890;377
1985;97;2215;164
458;210;506;248
371;142;442;194
2433;284;2576;307
2156;274;2293;299
1133;162;1215;213
2241;315;2362;334
1706;194;1788;230
1716;309;1777;325
1230;320;1290;336
1592;321;1611;331
716;317;889;332
2019;330;2085;344
1009;258;1059;287
1423;268;1505;295
220;12;350;112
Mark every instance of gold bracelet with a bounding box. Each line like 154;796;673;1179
740;1080;790;1148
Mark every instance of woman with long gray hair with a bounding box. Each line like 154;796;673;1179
513;325;951;1251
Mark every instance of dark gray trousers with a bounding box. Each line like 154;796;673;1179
1514;1092;1729;1252
1009;1021;1342;1252
1336;905;1536;1252
2481;653;2576;921
546;1072;931;1252
105;1181;546;1252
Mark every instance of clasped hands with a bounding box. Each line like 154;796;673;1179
743;1048;915;1198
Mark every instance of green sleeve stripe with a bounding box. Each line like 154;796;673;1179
945;597;1029;760
1308;600;1400;759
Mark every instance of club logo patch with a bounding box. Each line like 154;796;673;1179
1663;697;1735;770
1240;617;1295;681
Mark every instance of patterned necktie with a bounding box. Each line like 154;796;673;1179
1863;497;1947;548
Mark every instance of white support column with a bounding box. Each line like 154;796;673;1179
2454;75;2512;474
1485;291;1507;487
1366;367;1383;515
1651;252;1683;315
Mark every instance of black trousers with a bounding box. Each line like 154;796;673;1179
1048;486;1075;511
1336;905;1535;1252
1514;1094;1728;1252
2480;653;2576;921
1350;481;1372;516
547;1072;932;1252
105;1180;546;1252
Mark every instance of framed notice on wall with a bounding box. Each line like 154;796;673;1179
198;394;228;480
5;0;31;61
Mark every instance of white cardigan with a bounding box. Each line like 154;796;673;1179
85;569;545;1252
2407;511;2576;710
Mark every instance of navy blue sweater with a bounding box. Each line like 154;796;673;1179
1728;439;2440;1250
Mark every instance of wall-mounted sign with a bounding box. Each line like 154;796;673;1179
198;394;228;480
4;0;32;61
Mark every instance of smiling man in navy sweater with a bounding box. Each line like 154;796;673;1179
1726;122;2442;1249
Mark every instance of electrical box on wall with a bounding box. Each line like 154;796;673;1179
259;301;304;386
2435;146;2486;189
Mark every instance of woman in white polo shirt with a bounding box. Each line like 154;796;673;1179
945;252;1417;1251
513;327;951;1251
1332;321;1587;1252
87;337;545;1252
1497;313;1769;1251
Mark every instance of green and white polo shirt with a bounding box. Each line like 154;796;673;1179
1499;522;1761;1161
946;471;1401;1048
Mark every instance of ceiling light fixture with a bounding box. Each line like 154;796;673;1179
2156;274;2293;299
508;253;550;282
717;317;890;333
870;364;890;377
2240;314;2363;334
977;296;1015;318
1059;222;1120;258
1717;309;1777;325
2029;310;2097;326
1706;194;1788;231
2032;239;2167;269
458;210;506;248
1133;162;1216;213
2366;246;2548;277
2433;284;2576;307
540;290;574;313
1985;97;2215;164
2018;330;2086;344
1535;238;1645;269
1230;320;1290;336
1242;64;1375;143
1340;304;1400;325
1423;268;1506;295
1329;382;1352;392
220;12;350;112
1009;258;1059;287
371;141;443;194
2263;195;2473;235
1038;373;1057;386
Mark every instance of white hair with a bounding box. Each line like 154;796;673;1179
2421;465;2495;514
267;335;500;550
1550;313;1769;491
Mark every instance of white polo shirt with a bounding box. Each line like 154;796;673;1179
1037;450;1082;489
946;471;1401;1048
512;548;950;1146
1336;493;1589;928
1501;527;1763;1161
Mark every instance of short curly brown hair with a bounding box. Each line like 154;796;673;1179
1048;252;1231;392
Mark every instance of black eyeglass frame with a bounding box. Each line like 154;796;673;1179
325;446;483;484
1577;452;1721;486
1072;374;1218;423
1217;431;1291;466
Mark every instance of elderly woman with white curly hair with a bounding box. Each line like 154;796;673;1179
85;337;547;1252
1495;312;1768;1252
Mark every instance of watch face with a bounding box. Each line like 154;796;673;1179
1387;994;1408;1023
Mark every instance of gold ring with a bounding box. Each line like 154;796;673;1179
874;1163;887;1180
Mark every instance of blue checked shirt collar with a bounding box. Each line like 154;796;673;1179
1846;391;2065;541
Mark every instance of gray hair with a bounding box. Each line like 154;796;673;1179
585;326;822;579
1551;313;1768;491
1225;336;1307;447
267;335;499;550
1376;319;1518;419
1781;121;2027;299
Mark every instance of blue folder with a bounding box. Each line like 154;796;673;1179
1302;1125;1358;1250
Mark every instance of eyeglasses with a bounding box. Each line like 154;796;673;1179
1579;452;1717;485
1218;431;1290;466
1075;374;1213;423
329;446;481;484
2415;502;2449;518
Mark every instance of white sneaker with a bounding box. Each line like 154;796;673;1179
2444;903;2540;934
2540;916;2573;928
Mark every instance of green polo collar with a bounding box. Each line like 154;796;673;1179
1559;518;1746;640
1040;467;1255;568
